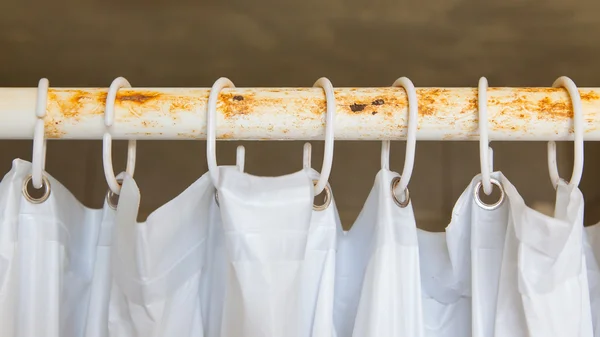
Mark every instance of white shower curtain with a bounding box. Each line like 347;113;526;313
0;158;598;337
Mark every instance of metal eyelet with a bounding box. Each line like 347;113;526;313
106;178;123;210
474;178;505;211
313;180;331;211
391;176;410;208
22;174;51;204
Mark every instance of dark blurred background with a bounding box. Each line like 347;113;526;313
1;0;599;229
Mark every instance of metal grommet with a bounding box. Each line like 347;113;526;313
391;176;410;208
474;177;505;211
106;178;123;210
22;174;51;204
313;179;331;211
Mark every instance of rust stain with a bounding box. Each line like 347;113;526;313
169;98;195;111
219;92;257;118
518;88;558;93
338;88;407;117
47;89;205;129
462;97;477;114
44;118;66;138
220;133;233;139
581;90;600;101
420;105;435;116
115;91;168;120
418;88;451;116
177;132;198;138
350;103;367;112
48;89;107;121
117;91;162;104
537;97;572;119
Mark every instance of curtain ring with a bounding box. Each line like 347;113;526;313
103;77;137;195
478;77;493;195
213;144;246;207
236;145;245;173
303;142;312;170
206;77;235;186
383;76;418;206
301;143;332;211
31;78;49;189
312;77;336;196
547;76;584;189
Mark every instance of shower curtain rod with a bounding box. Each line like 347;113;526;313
0;86;598;141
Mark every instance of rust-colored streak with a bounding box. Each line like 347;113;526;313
417;88;451;116
462;97;477;114
112;90;204;121
514;88;560;93
371;99;385;105
48;89;107;121
537;97;572;119
581;90;600;101
169;98;194;111
44;118;66;138
117;92;162;104
219;92;257;118
115;91;165;120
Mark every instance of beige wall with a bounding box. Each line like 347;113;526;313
1;0;600;229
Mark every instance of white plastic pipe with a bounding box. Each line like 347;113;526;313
0;86;598;140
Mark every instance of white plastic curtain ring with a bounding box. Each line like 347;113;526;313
213;144;247;206
381;140;390;170
312;77;336;196
236;145;245;173
103;77;137;195
474;178;505;211
547;76;584;189
31;78;49;189
478;77;493;195
386;76;418;203
206;77;235;186
303;142;312;170
36;78;49;118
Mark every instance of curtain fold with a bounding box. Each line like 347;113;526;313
0;159;597;337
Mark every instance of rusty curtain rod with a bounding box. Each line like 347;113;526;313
0;87;597;141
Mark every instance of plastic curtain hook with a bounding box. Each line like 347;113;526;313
31;78;49;189
547;76;584;189
381;140;390;170
478;77;493;195
388;76;418;205
103;77;137;195
312;77;336;196
303;142;312;170
206;77;235;186
236;145;245;172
